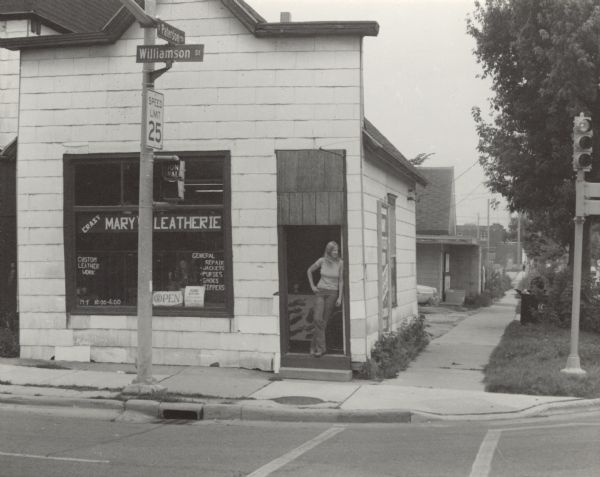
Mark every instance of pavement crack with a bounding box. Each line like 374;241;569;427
337;385;362;409
44;422;168;459
156;365;188;383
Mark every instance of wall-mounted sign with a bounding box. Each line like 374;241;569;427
146;89;163;150
77;212;222;233
136;44;204;63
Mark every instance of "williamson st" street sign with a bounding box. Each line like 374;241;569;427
136;44;204;63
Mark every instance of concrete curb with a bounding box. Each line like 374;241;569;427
124;399;160;417
201;403;412;423
410;398;600;422
1;392;598;423
530;397;600;415
0;393;124;411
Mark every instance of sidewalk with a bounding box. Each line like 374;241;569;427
1;291;597;423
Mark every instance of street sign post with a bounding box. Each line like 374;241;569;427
145;89;163;150
156;20;185;44
118;0;203;394
136;44;204;63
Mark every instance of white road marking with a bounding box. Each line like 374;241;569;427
0;451;109;464
246;426;346;477
499;422;600;432
469;429;502;477
468;421;600;477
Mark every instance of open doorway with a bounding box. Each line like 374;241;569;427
280;225;345;359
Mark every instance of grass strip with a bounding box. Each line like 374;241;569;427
484;322;600;398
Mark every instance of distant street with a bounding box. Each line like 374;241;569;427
1;406;599;476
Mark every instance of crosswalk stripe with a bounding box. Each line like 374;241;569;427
247;426;346;477
0;450;109;464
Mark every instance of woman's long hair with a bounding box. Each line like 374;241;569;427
323;241;340;262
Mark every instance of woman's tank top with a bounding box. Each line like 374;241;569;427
317;258;342;290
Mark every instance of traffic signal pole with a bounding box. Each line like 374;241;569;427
562;169;586;375
562;113;591;376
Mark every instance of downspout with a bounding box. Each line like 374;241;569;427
358;38;369;359
15;45;22;319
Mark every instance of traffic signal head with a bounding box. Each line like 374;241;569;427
573;114;593;171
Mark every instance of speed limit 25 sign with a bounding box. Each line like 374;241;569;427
146;89;164;150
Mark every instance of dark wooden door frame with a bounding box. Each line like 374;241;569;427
278;225;351;370
275;148;351;370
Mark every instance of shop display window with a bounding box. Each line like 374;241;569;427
65;152;232;316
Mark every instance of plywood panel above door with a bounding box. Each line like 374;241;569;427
276;150;345;226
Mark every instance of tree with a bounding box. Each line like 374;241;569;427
467;0;600;250
507;214;564;261
409;152;435;166
489;222;507;246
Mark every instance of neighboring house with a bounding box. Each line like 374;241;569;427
456;222;507;266
0;0;427;379
415;167;480;304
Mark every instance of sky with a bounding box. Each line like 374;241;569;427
251;0;511;227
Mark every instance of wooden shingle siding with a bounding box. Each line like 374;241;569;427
276;149;344;225
8;0;365;369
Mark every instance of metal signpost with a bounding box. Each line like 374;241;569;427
118;0;204;393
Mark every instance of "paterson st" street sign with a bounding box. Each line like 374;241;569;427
136;44;204;63
156;20;185;44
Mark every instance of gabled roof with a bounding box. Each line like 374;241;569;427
0;0;123;34
363;119;428;187
416;167;456;235
0;0;379;50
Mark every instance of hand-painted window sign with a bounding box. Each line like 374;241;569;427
136;44;204;63
156;20;185;45
77;212;221;233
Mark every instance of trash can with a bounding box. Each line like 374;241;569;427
518;290;539;324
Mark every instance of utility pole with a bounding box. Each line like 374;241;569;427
516;213;522;266
486;199;490;265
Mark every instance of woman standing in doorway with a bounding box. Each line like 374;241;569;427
307;241;343;357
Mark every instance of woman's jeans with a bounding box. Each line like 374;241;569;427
311;289;337;355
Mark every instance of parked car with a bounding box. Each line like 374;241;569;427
417;285;439;305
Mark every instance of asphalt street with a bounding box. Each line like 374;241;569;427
0;405;598;477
